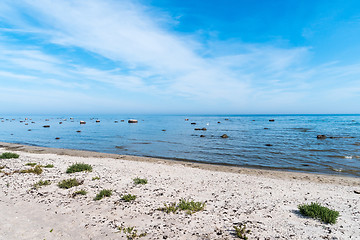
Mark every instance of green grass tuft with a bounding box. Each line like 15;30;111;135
118;225;147;240
0;152;19;159
20;165;43;175
121;194;136;202
25;162;37;167
298;202;339;224
233;224;251;239
94;189;112;200
33;180;51;189
159;199;206;214
44;164;54;168
66;163;92;173
72;189;87;197
58;178;83;189
133;177;147;185
92;176;100;180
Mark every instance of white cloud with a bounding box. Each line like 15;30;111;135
0;0;359;113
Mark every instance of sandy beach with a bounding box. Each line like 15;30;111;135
0;142;359;240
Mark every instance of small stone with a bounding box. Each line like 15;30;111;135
200;135;205;137
269;119;275;122
317;135;327;139
221;134;228;138
128;119;138;123
43;125;50;128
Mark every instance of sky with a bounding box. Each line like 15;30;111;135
0;0;359;115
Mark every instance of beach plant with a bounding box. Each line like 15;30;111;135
72;189;87;197
0;152;19;159
158;199;206;214
58;178;83;189
20;165;43;175
121;194;136;202
66;163;92;173
298;202;339;224
94;189;112;200
92;176;100;181
33;180;51;189
133;177;147;185
159;202;178;214
177;199;206;214
118;225;147;240
25;162;37;167
233;223;251;240
0;165;5;170
44;164;54;168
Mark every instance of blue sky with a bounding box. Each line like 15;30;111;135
0;0;359;114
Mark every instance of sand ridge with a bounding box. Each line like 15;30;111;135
0;144;359;239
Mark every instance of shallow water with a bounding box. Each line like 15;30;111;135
1;114;359;177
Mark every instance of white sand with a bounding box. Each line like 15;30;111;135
0;144;359;240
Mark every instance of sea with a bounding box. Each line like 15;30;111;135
0;114;359;177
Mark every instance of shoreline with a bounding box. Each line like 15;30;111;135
0;143;359;239
0;141;358;186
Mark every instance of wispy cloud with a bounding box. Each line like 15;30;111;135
0;0;359;113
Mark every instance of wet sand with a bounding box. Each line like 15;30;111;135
0;142;359;239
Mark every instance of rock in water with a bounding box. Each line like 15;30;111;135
128;119;138;123
221;134;228;138
317;135;327;139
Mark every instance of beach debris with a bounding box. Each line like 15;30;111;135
162;129;166;131
76;130;81;133
128;119;138;123
264;128;269;130
80;121;86;124
354;190;360;194
43;125;50;128
121;120;125;122
194;128;207;131
200;135;205;137
191;122;196;125
55;137;60;140
218;121;221;123
265;144;273;146
269;119;275;122
225;118;229;120
96;120;100;123
114;121;118;123
28;129;31;131
221;134;228;138
317;135;327;139
185;118;189;121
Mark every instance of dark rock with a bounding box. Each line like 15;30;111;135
128;119;138;123
121;120;125;122
317;135;327;139
194;128;207;131
265;144;273;146
96;120;100;123
80;121;86;124
269;119;275;122
217;121;221;123
55;137;60;140
43;125;50;128
59;122;62;124
264;128;269;130
114;121;118;123
354;190;360;194
200;135;205;137
185;119;189;121
45;119;49;121
191;122;196;125
28;129;31;131
221;134;228;138
162;129;166;131
76;130;81;133
225;118;229;121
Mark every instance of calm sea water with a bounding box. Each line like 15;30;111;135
0;115;359;177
